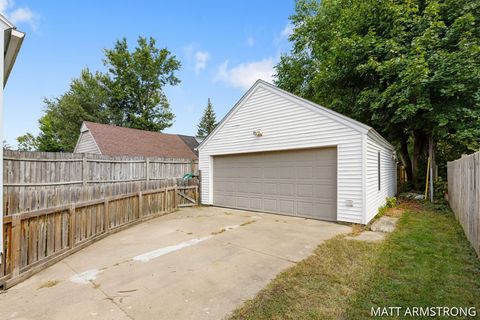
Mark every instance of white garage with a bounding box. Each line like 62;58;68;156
198;80;396;224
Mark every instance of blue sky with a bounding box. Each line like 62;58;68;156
2;0;295;147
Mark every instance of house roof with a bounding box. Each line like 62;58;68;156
198;79;394;150
83;122;198;159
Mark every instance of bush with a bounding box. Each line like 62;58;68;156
376;197;398;218
385;197;397;208
433;177;447;203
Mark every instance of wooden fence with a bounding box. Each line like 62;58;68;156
3;150;197;215
447;151;480;256
1;150;199;288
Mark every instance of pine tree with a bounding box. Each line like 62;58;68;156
197;98;217;138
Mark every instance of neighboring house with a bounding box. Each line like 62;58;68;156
74;121;199;159
198;80;396;225
0;14;25;262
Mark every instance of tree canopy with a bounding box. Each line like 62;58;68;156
18;37;180;152
276;0;480;186
197;98;217;138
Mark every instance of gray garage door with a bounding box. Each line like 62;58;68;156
213;147;337;220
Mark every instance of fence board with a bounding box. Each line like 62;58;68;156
447;151;480;256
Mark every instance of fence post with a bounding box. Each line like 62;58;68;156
69;205;76;248
82;154;88;186
104;200;109;232
174;186;177;210
11;215;21;277
145;158;150;183
138;191;143;219
163;188;168;213
195;185;199;206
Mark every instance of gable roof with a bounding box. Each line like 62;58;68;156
198;79;393;150
82;122;198;159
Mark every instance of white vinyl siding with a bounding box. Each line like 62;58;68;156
75;131;101;154
199;85;364;223
365;133;397;223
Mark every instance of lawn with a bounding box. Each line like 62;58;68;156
230;201;480;319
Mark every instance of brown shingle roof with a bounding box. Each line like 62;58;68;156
84;122;198;159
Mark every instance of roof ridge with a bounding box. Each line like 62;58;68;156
84;121;195;138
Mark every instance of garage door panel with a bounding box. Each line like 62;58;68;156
297;201;313;216
250;198;263;210
213;147;337;220
296;167;313;179
263;198;277;211
279;200;295;214
278;183;295;196
263;183;277;195
313;166;336;180
236;197;250;208
314;185;337;198
297;184;313;197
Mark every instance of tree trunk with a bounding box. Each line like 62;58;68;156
412;131;427;189
399;137;413;183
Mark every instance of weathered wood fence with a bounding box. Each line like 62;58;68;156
447;151;480;256
1;151;199;288
3;150;197;215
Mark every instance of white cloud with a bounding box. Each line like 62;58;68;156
194;51;210;75
246;36;255;47
0;0;11;13
215;58;275;90
0;0;39;30
281;23;294;39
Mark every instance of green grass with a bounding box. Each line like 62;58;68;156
230;203;480;320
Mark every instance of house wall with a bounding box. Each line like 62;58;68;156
199;85;365;223
75;131;101;154
365;132;397;223
0;25;5;259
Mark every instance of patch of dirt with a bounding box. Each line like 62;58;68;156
37;280;61;289
386;207;405;217
350;224;364;236
397;199;422;211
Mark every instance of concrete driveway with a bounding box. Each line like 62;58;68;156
0;206;351;320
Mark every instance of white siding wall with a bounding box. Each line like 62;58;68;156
199;86;365;223
75;131;101;154
365;133;397;223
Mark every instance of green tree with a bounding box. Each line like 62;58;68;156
17;133;39;151
34;69;109;151
103;37;180;131
20;37;181;152
276;0;480;186
197;98;217;138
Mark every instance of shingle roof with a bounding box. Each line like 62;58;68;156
84;122;198;159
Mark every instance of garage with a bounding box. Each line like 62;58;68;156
198;80;397;224
213;147;337;220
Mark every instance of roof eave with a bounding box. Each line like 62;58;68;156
4;28;25;86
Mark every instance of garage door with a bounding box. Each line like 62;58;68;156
213;147;337;220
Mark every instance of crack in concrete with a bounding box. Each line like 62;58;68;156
209;238;298;264
62;261;135;320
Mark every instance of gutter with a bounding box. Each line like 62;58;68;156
4;28;25;86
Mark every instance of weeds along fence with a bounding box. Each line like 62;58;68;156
447;151;480;256
1;150;199;288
